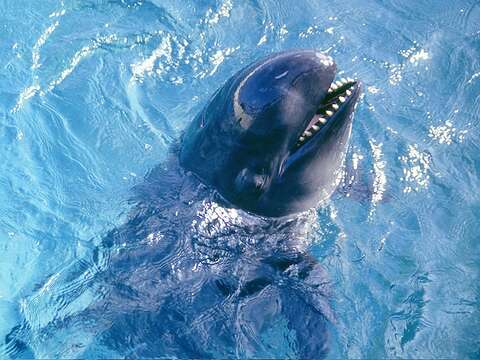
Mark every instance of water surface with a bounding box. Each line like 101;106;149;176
1;0;479;358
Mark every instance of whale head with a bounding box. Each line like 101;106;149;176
180;49;361;217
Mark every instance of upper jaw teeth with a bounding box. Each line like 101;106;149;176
297;77;356;147
328;77;356;94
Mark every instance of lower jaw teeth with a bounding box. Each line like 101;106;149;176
299;117;326;141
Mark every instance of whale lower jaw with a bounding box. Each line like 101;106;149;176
295;77;359;149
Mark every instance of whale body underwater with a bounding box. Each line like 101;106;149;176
5;50;361;359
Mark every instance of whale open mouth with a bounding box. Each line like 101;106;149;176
295;77;359;149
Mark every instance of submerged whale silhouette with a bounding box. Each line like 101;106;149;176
4;50;361;359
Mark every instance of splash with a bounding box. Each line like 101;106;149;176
193;200;242;241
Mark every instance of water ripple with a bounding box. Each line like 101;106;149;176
1;0;480;358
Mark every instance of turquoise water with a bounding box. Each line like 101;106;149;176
1;0;479;358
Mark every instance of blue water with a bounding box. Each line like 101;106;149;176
1;0;480;358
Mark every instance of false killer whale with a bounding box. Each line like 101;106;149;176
181;49;361;217
4;49;361;359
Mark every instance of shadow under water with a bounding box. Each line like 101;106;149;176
5;148;335;359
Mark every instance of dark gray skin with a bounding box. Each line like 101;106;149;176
4;164;333;359
4;50;360;359
181;49;361;217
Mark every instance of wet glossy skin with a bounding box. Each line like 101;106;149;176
4;161;333;359
180;50;361;217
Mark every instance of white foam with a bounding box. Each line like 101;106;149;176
130;34;173;83
49;34;117;91
257;34;267;46
204;0;233;25
12;84;40;113
32;20;61;69
467;71;480;84
208;47;238;76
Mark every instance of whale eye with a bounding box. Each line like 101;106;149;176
234;168;266;197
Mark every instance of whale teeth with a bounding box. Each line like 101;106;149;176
297;74;356;149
